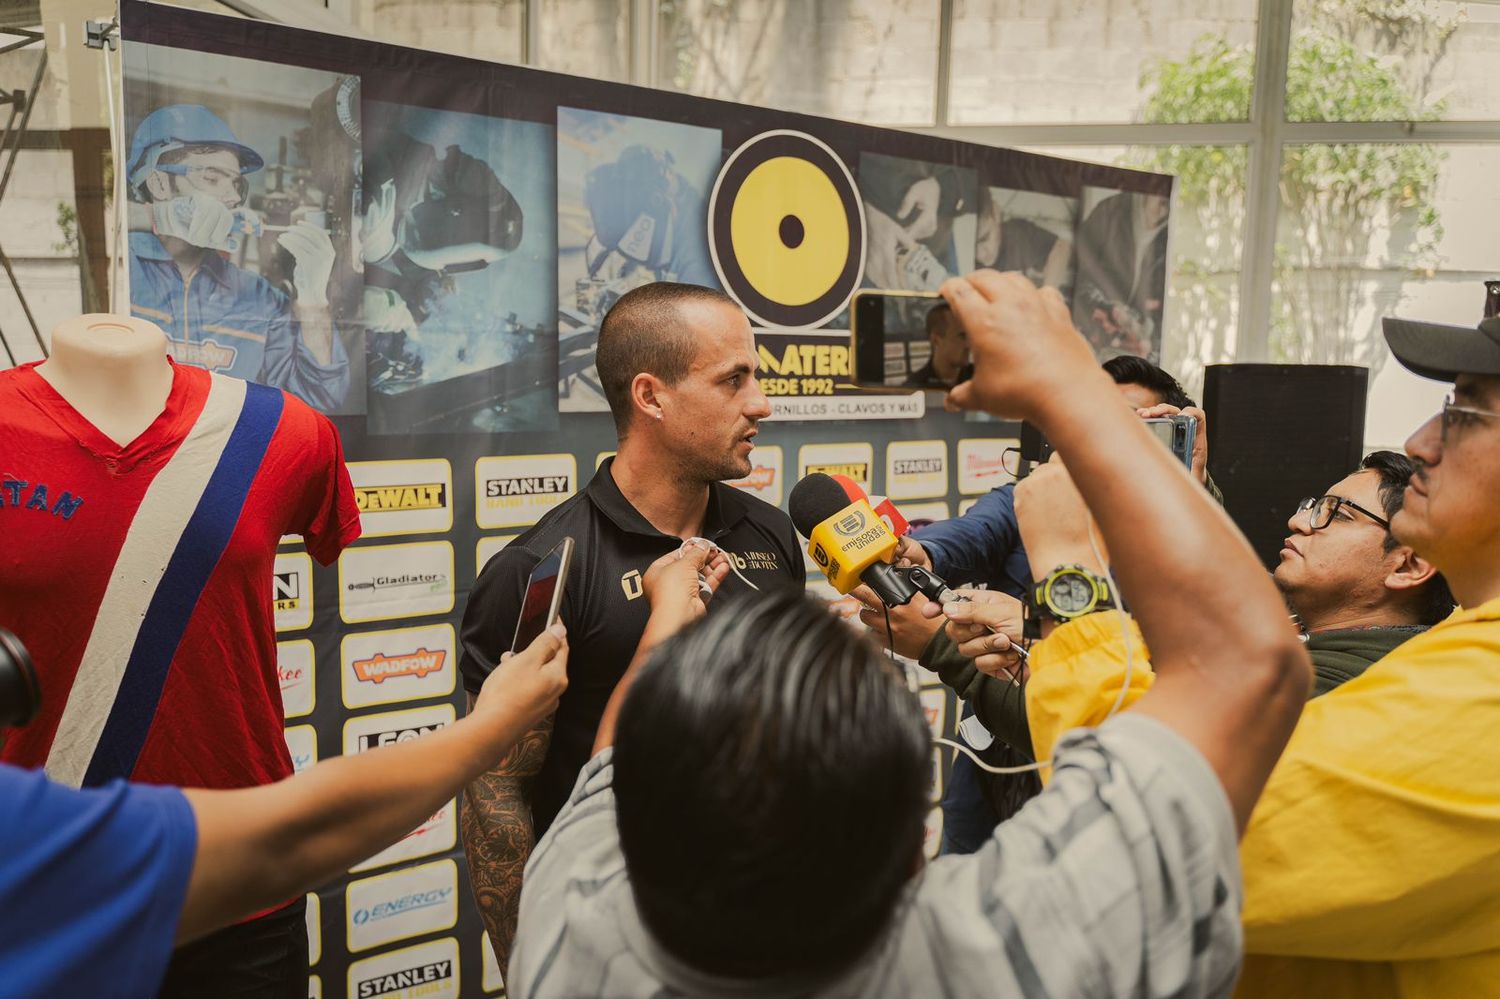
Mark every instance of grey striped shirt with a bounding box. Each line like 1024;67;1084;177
510;714;1242;998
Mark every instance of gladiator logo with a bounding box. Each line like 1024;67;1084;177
346;573;447;593
353;648;447;684
355;484;447;513
484;476;571;498
168;337;237;371
355;960;453;999
893;458;943;476
833;510;866;537
357;722;447;751
274;572;301;610
807;462;870;482
621;569;644;600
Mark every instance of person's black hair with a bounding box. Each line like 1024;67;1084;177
1102;354;1195;409
1359;450;1456;625
613;589;931;980
925;300;953;338
596;281;740;433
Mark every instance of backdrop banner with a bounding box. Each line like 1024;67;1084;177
119;3;1174;995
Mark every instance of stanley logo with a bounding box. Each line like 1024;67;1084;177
893;458;943;476
355;483;447;513
807;462;869;482
352;648;447;684
733;465;777;491
485;475;571;498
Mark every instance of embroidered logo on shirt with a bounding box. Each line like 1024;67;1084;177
0;479;84;519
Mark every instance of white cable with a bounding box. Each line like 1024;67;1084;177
921;520;1135;778
724;557;760;591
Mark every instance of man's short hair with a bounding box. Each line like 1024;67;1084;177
613;589;931;979
595;282;739;432
1359;450;1456;625
925;301;953;338
1102;355;1195;409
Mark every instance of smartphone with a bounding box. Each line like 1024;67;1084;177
850;289;972;392
510;537;575;654
1144;416;1197;470
1020;415;1194;475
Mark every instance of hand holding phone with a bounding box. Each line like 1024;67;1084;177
511;538;575;654
850;289;971;392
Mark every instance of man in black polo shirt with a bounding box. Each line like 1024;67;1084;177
459;281;804;969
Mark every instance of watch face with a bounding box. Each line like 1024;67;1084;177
1051;574;1094;614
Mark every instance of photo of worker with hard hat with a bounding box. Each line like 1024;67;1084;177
123;47;360;413
556;107;722;413
360;101;556;435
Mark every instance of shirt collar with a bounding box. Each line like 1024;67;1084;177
129;231;233;287
587;457;751;542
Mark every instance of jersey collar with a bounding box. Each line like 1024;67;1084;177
588;456;751;542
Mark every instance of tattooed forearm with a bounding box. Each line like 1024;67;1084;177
462;699;554;972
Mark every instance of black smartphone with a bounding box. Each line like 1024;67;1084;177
510;537;575;654
850;289;972;392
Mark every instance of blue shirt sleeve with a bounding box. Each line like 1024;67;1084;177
913;483;1023;591
0;765;198;999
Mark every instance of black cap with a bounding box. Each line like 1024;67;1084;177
1383;315;1500;383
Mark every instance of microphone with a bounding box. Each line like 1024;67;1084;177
830;474;910;539
789;473;919;607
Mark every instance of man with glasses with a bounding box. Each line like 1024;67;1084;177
1013;311;1500;996
1275;451;1454;694
126;105;349;411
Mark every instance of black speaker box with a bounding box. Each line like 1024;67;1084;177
1203;364;1368;569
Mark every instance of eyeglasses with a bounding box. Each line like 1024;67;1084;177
156;163;249;204
1440;394;1500;444
1295;495;1390;532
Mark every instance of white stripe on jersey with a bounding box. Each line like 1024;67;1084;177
46;375;249;787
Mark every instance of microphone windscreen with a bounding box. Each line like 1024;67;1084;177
830;474;867;503
789;473;855;538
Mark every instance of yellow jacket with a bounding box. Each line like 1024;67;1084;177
1025;600;1500;998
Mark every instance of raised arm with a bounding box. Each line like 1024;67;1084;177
180;626;567;943
943;270;1310;831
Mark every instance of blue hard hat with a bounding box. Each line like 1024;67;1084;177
127;104;264;191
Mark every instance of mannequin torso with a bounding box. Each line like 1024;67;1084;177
35;314;175;449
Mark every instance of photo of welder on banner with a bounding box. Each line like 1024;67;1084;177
361;103;556;435
556;107;722;413
1072;186;1170;361
860;152;977;294
122;45;362;413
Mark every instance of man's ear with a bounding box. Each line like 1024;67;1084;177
1384;545;1439;594
630;372;665;425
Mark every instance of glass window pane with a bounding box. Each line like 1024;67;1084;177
951;1;1258;125
539;0;629;81
1289;1;1500;122
1272;144;1500;449
0;28;92;363
1023;144;1247;400
365;0;523;65
657;0;940;126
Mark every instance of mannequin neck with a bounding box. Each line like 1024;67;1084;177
36;314;175;448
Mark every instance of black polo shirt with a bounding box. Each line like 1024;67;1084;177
459;456;805;835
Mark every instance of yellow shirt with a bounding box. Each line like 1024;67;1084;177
1025;600;1500;999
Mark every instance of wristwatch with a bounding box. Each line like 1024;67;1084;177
1030;564;1114;624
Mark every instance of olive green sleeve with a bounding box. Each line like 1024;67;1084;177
918;628;1033;755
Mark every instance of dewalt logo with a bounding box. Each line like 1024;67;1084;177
355;483;447;513
807;462;870;482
